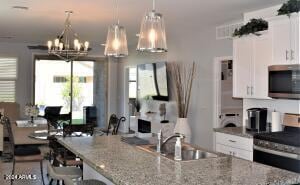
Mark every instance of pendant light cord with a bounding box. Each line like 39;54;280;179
115;0;119;24
152;0;156;11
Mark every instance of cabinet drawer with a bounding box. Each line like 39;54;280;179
216;144;253;161
216;132;253;151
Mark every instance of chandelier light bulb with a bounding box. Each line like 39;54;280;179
74;39;79;48
59;43;63;51
77;43;81;51
54;38;60;47
84;41;89;51
47;41;52;50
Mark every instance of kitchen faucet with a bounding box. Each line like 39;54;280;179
157;131;185;154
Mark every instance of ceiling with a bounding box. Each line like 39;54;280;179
0;0;286;46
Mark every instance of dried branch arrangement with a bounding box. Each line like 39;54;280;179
171;62;196;118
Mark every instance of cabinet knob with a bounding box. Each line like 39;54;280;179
291;50;294;60
247;86;250;95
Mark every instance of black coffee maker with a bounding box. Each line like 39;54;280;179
246;108;267;132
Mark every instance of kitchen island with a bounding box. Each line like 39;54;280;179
57;136;300;185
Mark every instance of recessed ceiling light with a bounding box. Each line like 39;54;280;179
101;44;106;46
12;6;29;10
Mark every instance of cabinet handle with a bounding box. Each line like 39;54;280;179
291;50;294;60
286;50;289;60
251;86;254;95
247;86;250;95
229;140;236;143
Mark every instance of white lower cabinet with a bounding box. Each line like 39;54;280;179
215;132;253;161
83;162;115;185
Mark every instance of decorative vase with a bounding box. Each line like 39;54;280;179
174;118;191;143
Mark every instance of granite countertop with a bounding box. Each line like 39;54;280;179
57;136;300;185
214;127;255;138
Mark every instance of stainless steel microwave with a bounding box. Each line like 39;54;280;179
268;65;300;99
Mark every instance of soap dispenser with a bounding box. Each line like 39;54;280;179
157;130;162;153
174;137;182;161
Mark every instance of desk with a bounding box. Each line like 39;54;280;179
11;123;48;145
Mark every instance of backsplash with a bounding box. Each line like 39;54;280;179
243;99;300;126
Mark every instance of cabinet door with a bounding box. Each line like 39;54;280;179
252;34;272;99
271;16;291;65
233;37;253;98
290;15;299;64
216;143;253;161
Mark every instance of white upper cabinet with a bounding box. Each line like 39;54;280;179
233;14;300;100
270;14;299;64
233;37;253;98
290;15;299;64
233;33;272;99
252;33;273;99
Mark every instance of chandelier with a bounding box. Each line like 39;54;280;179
137;0;167;53
47;11;89;62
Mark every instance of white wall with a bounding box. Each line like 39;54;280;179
0;42;38;117
117;26;232;149
243;99;300;126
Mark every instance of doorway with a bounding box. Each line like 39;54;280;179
123;66;137;133
213;56;243;129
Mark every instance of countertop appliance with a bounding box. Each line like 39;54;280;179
253;113;300;173
246;108;267;132
268;65;300;99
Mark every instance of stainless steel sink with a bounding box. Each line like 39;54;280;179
138;144;219;161
181;149;218;160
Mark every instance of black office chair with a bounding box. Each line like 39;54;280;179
43;106;62;129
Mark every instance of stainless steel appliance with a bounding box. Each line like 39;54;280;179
268;65;300;99
254;113;300;173
254;127;300;173
246;108;267;132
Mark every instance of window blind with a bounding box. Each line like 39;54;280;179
0;58;17;102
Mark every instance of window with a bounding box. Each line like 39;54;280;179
0;58;17;102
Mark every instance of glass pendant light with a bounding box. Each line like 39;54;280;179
137;0;167;53
104;0;128;57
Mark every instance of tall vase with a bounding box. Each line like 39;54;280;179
174;118;191;143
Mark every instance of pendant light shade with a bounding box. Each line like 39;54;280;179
104;24;128;57
104;0;128;58
137;0;167;53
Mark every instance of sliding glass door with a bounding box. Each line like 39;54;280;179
35;59;94;124
72;61;94;124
